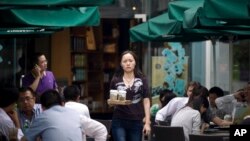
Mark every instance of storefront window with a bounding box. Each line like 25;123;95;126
232;40;250;91
0;38;32;87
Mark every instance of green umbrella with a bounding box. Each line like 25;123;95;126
0;7;100;27
130;22;164;42
204;0;250;20
168;0;250;29
130;11;250;42
183;3;250;29
148;12;250;39
168;0;202;22
148;12;182;35
0;0;114;7
129;21;213;42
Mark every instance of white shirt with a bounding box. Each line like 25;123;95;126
64;102;107;141
171;106;201;141
155;97;188;121
0;108;24;141
80;116;108;141
65;101;90;118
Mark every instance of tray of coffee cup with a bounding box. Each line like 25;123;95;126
107;99;132;105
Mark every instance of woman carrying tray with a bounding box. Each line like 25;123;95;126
109;50;151;141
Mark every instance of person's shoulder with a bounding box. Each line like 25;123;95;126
23;72;33;79
45;71;54;75
170;97;187;102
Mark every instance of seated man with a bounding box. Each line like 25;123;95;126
215;88;247;116
17;87;43;134
63;85;108;141
0;86;24;141
21;89;83;141
208;86;225;119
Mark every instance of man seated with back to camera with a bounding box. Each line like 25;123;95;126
63;85;108;141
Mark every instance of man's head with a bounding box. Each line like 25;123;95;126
40;89;63;110
159;89;176;107
31;52;47;71
208;86;224;108
63;85;81;102
18;87;36;113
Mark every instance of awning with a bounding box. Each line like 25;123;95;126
0;0;114;7
0;7;100;27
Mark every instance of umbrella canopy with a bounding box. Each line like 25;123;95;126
0;0;114;7
130;10;250;42
148;11;250;39
130;17;215;43
130;22;211;42
0;7;100;27
168;0;250;29
168;0;202;22
204;0;250;20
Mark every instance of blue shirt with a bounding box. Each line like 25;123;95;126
17;104;42;134
25;105;83;141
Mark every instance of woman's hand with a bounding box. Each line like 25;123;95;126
143;122;151;135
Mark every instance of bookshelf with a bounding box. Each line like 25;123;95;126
69;19;120;112
70;26;104;111
70;27;88;99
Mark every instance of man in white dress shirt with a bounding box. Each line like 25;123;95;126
63;85;108;141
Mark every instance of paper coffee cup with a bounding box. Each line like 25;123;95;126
118;90;127;101
110;90;118;100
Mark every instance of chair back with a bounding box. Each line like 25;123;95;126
0;132;7;141
95;119;112;133
153;125;185;141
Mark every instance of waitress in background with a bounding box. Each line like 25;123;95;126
109;50;151;141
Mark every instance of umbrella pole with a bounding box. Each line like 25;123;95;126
211;38;217;87
228;36;234;93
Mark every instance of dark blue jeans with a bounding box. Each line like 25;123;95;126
112;118;143;141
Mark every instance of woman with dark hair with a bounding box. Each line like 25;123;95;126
171;86;209;141
109;50;151;141
150;89;176;125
